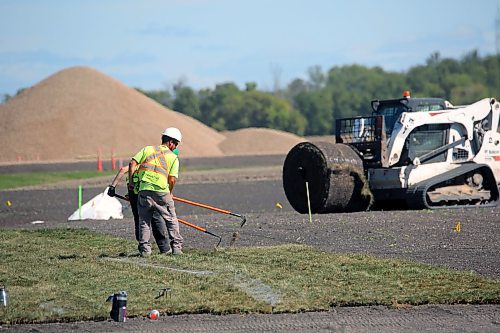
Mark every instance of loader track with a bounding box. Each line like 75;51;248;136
406;163;499;209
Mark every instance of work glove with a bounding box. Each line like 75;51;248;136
107;185;116;197
128;182;135;191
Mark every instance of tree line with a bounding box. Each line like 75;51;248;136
140;51;499;136
3;51;498;136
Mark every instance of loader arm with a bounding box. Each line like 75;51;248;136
387;98;495;167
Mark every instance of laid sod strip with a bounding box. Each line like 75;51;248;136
0;229;499;324
0;171;115;190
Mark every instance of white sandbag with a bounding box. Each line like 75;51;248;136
68;187;123;221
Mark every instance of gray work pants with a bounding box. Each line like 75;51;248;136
137;190;183;254
128;187;169;253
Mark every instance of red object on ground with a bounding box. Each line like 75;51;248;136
111;150;116;171
97;150;103;172
148;309;160;320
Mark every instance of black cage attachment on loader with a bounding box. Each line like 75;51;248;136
335;115;389;169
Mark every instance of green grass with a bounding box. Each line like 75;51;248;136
0;228;498;324
0;171;115;190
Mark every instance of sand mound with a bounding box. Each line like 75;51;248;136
0;66;305;163
219;128;305;156
0;66;225;162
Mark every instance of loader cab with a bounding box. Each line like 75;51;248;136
371;96;448;138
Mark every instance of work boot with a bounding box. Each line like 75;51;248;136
172;249;183;256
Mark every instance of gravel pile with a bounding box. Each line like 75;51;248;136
0;66;304;163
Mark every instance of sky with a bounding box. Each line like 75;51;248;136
1;0;499;96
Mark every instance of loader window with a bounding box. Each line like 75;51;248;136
406;125;448;163
376;100;447;137
376;104;408;136
413;103;445;112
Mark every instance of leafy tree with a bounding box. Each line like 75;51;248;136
1;88;27;105
173;86;201;120
138;89;173;108
199;83;240;127
450;83;489;104
324;65;405;124
242;91;306;134
307;65;326;90
285;78;308;107
295;90;332;135
194;83;306;134
1;93;12;104
139;50;499;136
482;55;500;96
245;82;257;92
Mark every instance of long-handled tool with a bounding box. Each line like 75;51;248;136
173;196;247;227
177;217;221;248
114;193;222;248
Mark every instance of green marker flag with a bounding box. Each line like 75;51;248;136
78;185;82;220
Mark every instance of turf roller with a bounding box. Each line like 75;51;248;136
282;141;372;213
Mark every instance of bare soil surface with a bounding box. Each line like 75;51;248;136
1;305;499;333
0;155;499;332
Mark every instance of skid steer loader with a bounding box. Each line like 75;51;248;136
283;92;500;212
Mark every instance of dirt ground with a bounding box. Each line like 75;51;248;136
0;156;499;332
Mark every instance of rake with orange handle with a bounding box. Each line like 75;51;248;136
173;196;247;227
114;193;222;248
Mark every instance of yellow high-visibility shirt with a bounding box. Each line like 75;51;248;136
132;145;179;193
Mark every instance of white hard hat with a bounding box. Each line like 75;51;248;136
162;127;182;142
